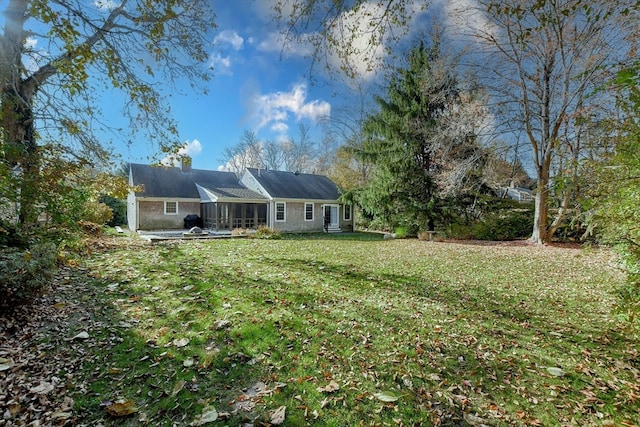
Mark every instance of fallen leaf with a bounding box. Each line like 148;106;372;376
270;405;286;425
373;391;400;402
7;402;21;417
463;412;488;426
317;380;340;393
174;337;190;347
30;381;54;394
0;357;15;371
402;374;413;389
52;411;73;421
199;406;219;424
191;406;219;425
72;331;90;340
172;379;185;396
427;373;441;382
547;367;565;377
106;400;138;417
213;319;232;330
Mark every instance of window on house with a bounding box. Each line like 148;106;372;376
165;201;178;215
344;205;352;221
275;202;286;221
305;203;314;221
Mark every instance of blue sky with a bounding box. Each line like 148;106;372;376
124;1;344;171
11;1;484;171
119;0;473;171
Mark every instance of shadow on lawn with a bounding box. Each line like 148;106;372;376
263;255;637;370
72;255;283;425
75;241;638;426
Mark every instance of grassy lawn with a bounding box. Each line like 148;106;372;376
61;233;638;426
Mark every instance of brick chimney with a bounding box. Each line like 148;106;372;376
181;156;192;173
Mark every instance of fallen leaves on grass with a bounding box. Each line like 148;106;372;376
0;357;15;371
317;380;340;393
373;391;400;402
0;265;94;426
105;399;138;417
68;330;90;340
172;379;186;396
546;367;566;377
191;406;218;425
173;337;190;347
30;381;55;395
269;405;286;425
3;236;639;426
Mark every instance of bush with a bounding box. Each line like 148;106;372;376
472;209;533;240
0;220;29;248
0;242;58;310
77;220;104;236
100;196;127;227
231;228;248;236
394;227;408;239
611;243;640;324
83;201;113;225
250;226;282;240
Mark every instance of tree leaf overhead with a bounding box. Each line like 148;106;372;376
0;0;216;222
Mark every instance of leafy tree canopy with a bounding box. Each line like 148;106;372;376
0;0;216;222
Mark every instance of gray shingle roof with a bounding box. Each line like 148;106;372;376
129;163;266;200
247;168;341;200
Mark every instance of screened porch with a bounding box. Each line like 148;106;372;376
201;202;268;231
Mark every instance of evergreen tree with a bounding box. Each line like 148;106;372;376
358;41;486;232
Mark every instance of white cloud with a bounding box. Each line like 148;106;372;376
325;2;390;81
244;1;388;79
181;139;203;157
209;30;245;75
248;83;330;132
214;30;244;51
270;122;289;133
161;139;203;166
23;37;47;73
429;0;493;40
208;53;233;75
254;31;314;57
25;37;37;49
94;0;120;10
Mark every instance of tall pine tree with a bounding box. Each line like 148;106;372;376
358;41;486;232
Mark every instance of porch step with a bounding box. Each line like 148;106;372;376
326;226;342;233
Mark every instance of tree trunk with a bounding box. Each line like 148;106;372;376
1;87;39;224
530;168;550;244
